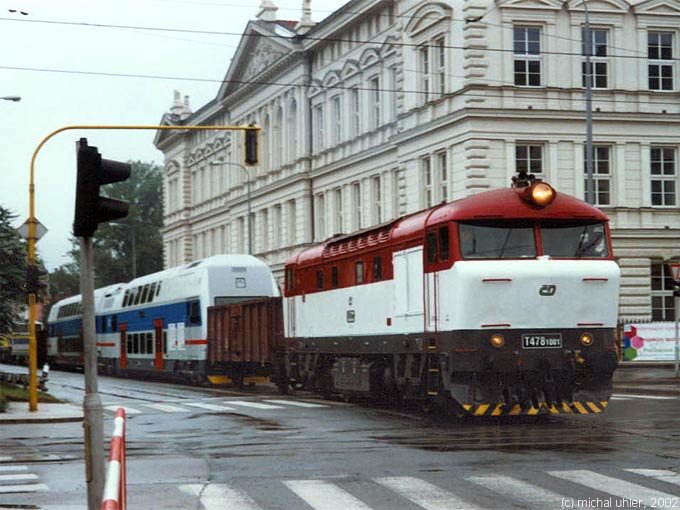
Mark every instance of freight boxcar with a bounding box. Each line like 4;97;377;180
206;297;284;387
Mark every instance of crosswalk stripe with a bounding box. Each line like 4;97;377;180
0;473;39;482
264;399;327;408
0;483;48;494
0;466;28;472
549;470;679;508
145;403;190;413
227;401;283;410
376;476;484;510
184;402;235;412
179;483;262;510
626;469;680;486
611;394;675;400
467;475;564;505
104;405;142;415
284;480;372;510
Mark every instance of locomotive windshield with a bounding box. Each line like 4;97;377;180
458;221;609;259
540;222;608;258
459;223;536;259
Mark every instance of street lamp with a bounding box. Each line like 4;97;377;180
1;96;21;102
583;0;595;205
211;159;252;255
110;222;136;279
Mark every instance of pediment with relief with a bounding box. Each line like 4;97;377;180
218;21;297;101
633;0;680;15
239;39;289;82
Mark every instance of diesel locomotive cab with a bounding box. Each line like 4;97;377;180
443;178;619;416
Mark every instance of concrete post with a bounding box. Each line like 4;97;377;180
80;237;105;510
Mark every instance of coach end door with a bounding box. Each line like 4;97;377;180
154;319;164;371
120;323;128;370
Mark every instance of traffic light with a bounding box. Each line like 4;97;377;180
73;138;131;238
244;125;259;166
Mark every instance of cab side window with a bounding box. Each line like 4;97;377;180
426;225;451;264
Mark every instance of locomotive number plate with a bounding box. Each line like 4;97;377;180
522;333;562;349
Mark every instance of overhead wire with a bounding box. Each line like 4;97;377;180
1;63;677;109
0;15;671;61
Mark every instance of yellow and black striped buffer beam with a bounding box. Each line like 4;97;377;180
462;401;609;416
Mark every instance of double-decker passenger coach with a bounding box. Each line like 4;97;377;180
47;255;280;383
98;254;279;382
282;174;620;416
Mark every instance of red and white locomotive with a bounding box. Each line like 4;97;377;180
282;174;620;416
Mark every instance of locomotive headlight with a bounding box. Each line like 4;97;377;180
490;334;505;348
580;333;594;346
530;182;556;206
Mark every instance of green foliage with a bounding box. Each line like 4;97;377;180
0;383;61;405
0;206;28;333
53;161;164;293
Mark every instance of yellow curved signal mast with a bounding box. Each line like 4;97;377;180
26;124;260;411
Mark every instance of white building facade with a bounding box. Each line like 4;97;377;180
155;0;680;323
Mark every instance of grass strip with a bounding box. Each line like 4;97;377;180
0;382;61;411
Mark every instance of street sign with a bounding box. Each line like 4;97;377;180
17;217;48;241
669;263;680;282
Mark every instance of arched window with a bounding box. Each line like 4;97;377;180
262;114;271;172
274;106;283;168
288;99;298;163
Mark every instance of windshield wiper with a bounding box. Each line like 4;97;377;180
498;229;513;258
574;226;589;258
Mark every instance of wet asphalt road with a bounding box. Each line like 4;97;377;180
1;368;679;510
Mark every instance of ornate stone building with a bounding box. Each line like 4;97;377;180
155;0;680;322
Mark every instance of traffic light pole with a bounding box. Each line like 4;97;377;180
79;237;105;510
26;124;259;415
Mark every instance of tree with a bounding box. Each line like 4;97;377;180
57;161;164;290
0;206;27;333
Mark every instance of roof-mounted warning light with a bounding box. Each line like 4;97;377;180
512;170;556;207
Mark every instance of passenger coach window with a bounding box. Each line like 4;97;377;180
541;222;608;258
316;270;324;290
187;301;201;325
141;285;150;303
459;223;536;259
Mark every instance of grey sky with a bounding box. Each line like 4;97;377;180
0;0;345;270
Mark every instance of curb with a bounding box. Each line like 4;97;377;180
613;386;680;396
617;363;680;369
0;416;84;425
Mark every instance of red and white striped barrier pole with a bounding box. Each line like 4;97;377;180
101;408;126;510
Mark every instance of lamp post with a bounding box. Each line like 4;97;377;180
111;222;136;279
583;0;595;205
1;96;21;102
211;160;252;254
